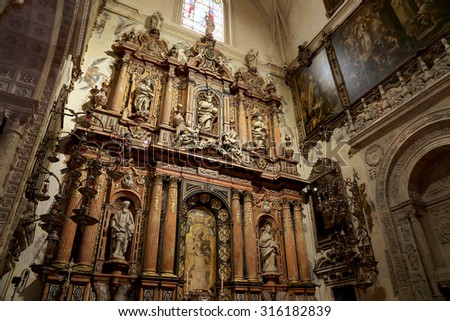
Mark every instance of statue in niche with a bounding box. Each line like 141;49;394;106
133;79;154;117
110;200;135;260
173;111;199;148
245;48;258;71
220;124;243;162
259;223;278;273
197;91;218;132
148;11;163;31
252;115;267;149
205;14;215;35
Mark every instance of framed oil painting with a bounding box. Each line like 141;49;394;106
294;48;342;136
332;0;450;103
310;159;349;249
324;0;344;18
310;166;342;248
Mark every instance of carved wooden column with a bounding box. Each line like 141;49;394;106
271;109;282;157
231;190;244;281
184;80;195;125
53;187;83;267
161;176;179;277
246;108;253;145
223;95;230;132
75;174;108;270
293;201;311;281
142;173;164;276
109;54;130;113
237;94;247;143
158;66;175;145
407;206;444;299
282;200;299;281
129;208;143;274
243;191;258;281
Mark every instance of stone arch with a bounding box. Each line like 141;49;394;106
375;106;450;300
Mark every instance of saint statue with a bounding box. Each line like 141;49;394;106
197;91;218;132
245;49;258;70
282;134;294;159
259;223;278;273
173;111;199;148
94;80;109;109
148;11;164;31
110;201;135;260
133;79;154;116
252;115;267;149
205;14;215;35
221;124;243;161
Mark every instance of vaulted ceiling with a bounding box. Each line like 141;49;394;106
0;0;101;117
0;0;102;277
251;0;295;63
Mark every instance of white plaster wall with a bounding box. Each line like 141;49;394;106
106;0;283;67
298;130;397;300
285;0;360;64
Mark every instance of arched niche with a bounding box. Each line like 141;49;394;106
177;192;231;300
257;215;282;279
192;86;223;137
376;106;450;300
100;191;142;274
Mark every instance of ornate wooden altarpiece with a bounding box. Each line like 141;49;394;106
31;14;315;301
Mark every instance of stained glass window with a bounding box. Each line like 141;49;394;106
181;0;224;41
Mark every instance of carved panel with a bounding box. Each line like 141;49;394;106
375;108;450;300
143;288;155;301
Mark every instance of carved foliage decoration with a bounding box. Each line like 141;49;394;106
188;36;232;78
137;32;169;60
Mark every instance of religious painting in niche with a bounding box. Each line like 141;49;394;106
181;0;224;41
332;0;450;103
184;208;216;294
294;48;342;136
310;166;345;248
323;0;344;18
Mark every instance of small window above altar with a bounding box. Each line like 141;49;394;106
181;0;224;41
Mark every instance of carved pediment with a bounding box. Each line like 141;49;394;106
187;35;232;78
115;29;169;64
136;32;169;60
